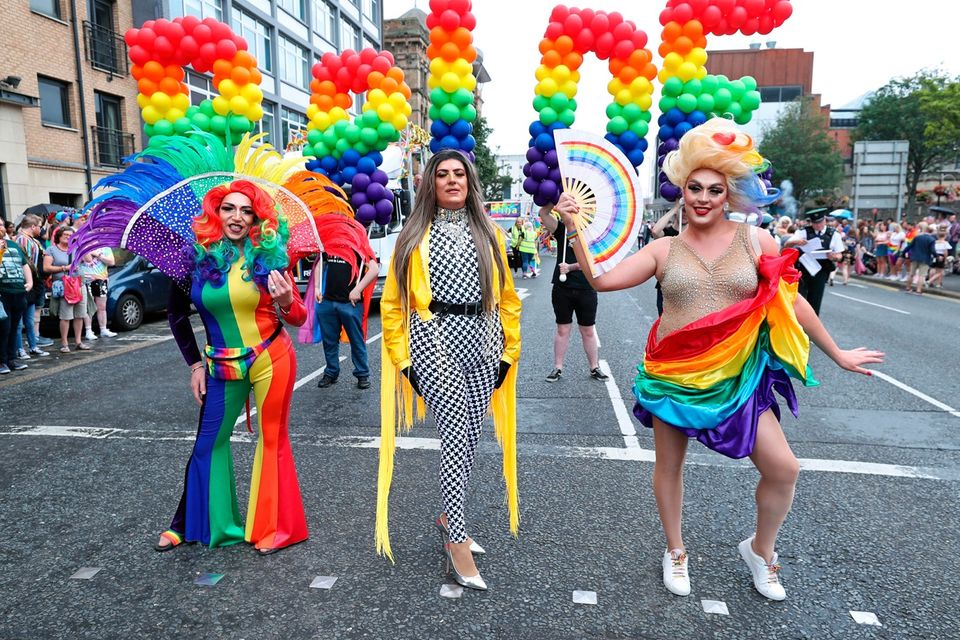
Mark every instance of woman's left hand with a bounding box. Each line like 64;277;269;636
834;347;885;376
495;360;511;389
267;270;294;308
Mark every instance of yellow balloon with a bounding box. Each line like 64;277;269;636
440;72;461;93
401;102;412;116
637;94;652;111
166;108;184;122
229;95;249;115
136;93;149;109
463;74;476;92
631;77;652;95
677;61;697;82
658;69;670;85
427;74;438;90
537;77;558;97
687;47;708;67
696;66;707;80
615;88;632;105
452;58;472;77
248;104;264;122
369;88;388;106
560;80;578;98
388;91;407;110
663;52;683;72
361;101;375;113
329;107;349;123
429;57;449;77
307;104;320;119
376;102;395;122
212;96;230;116
241;84;263;104
535;64;549;82
150;91;172;111
142;105;161;125
607;78;624;96
314;112;331;131
219;79;238;98
391;114;408;131
552;64;571;84
172;93;190;112
570;70;581;84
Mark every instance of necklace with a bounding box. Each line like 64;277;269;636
434;207;472;254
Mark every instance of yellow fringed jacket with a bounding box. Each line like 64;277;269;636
376;224;522;561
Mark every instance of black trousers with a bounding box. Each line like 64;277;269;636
0;291;27;366
798;268;831;315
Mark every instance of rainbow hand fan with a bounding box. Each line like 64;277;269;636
554;129;644;277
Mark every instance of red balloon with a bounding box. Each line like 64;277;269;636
351;76;367;95
772;0;793;23
167;20;185;42
744;0;765;17
235;36;247;51
607;11;623;27
153;19;171;39
742;16;759;35
460;12;476;30
345;54;361;71
613;40;634;60
128;45;149;65
659;8;673;26
672;3;693;23
545;21;564;40
178;35;199;59
757;14;774;34
595;32;615;59
124;28;139;47
550;5;569;23
142;20;155;29
563;13;583;37
341;49;356;61
313;65;331;82
215;38;237;60
701;5;722;29
192;24;212;43
137;28;156;48
179;15;201;33
154;35;174;60
425;12;439;29
210;21;232;42
371;55;391;74
449;0;470;13
335;67;353;92
429;0;451;12
360;47;377;64
689;0;709;13
199;42;218;64
712;18;728;35
729;6;748;27
381;50;394;65
716;0;736;12
440;9;460;31
580;8;595;25
612;22;634;42
356;63;371;80
631;30;648;49
573;29;594;53
591;13;610;34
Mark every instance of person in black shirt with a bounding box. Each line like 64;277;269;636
315;250;379;389
538;206;609;382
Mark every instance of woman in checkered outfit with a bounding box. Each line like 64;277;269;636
376;149;522;591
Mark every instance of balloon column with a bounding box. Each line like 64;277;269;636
301;48;412;226
655;0;793;200
126;17;264;144
425;0;479;157
522;6;656;207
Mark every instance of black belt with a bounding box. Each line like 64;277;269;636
429;300;484;316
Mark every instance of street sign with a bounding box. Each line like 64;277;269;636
852;140;909;221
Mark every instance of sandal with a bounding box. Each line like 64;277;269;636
76;343;92;351
154;529;186;552
60;345;70;353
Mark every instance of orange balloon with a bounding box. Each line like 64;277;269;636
143;61;164;83
609;59;627;77
542;50;562;68
212;74;226;88
554;35;574;56
629;49;651;68
316;95;334;111
233;50;254;69
539;38;555;56
400;84;412;99
430;27;449;45
562;52;583;69
334;93;352;110
440;42;460;62
231;66;251;85
674;36;693;55
450;27;471;50
642;63;657;80
164;65;185;81
658;42;672;58
212;59;233;77
310;94;322;106
461;45;477;63
381;77;398;94
159;77;182;96
427;43;442;59
310;79;321;93
367;71;385;87
386;67;404;83
131;64;144;80
249;69;262;85
695;36;707;49
682;20;704;40
661;21;682;42
619;65;639;84
138;78;158;95
318;80;337;96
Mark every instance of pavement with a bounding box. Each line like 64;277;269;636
850;269;960;300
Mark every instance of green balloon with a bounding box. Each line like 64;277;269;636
301;144;314;157
677;93;698;114
605;102;622;120
683;79;702;96
431;88;451;106
549;93;569;111
210;115;227;134
307;129;322;145
186;105;199;117
727;102;743;119
374;138;389;152
452;88;473;107
568;98;577;111
143;123;155;137
663;76;683;98
734;111;752;125
622;103;642;122
700;75;719;95
629;119;649;138
716;74;731;89
741;76;757;92
428;105;441;121
229;115;251;132
558;108;576;126
335;138;351;154
639;110;652;123
377;121;398;141
533;95;549;112
355;141;370;155
345;124;361;144
607;116;628;135
539;106;558;126
362;110;380;127
730;80;746;101
333;119;349;135
314;142;329;157
659;96;677;112
199;99;215;117
696;93;715;113
322;128;338;147
439;103;460;124
360;126;380;147
191;113;210;131
741;90;761;112
461;104;477;122
714;88;732;110
173;117;193;134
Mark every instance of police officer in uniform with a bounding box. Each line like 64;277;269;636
784;207;844;315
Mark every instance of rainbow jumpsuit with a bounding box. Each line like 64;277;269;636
167;260;308;550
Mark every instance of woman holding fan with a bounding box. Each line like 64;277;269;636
554;118;883;601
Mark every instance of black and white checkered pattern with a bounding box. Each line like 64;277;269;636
407;214;504;543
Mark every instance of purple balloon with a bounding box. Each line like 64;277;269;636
466;151;476;163
543;149;558;167
533;192;551;207
548;168;562;184
530;161;549;180
663;137;679;152
660;183;681;201
537;179;559;203
351;192;368;208
356;203;376;225
523;177;539;196
352;172;371;193
522;162;532;177
371;170;388;186
374;198;394;219
366;182;386;201
526;147;542;163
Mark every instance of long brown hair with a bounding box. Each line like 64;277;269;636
391;149;506;315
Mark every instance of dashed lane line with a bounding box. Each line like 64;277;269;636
828;291;910;315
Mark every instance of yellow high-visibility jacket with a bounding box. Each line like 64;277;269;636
376;224;522;561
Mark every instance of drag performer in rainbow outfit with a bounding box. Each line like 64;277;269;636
73;133;363;554
554;118;883;601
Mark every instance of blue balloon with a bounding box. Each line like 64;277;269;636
356;157;377;175
440;135;460;150
529;121;546;137
547;122;566;133
341;166;357;183
430;138;442;153
319;155;339;172
675;122;693;138
367;151;383;166
451;120;472;138
431;120;450;138
636;138;649;153
665;108;685;126
305;158;322;172
341;149;361;166
605;132;619;146
626;148;645;167
659;124;675;141
687;110;707;127
619;131;640;150
328;171;342;185
460;134;476;152
535;132;555;152
657;113;668;126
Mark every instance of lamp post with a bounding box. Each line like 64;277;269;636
935;171;957;207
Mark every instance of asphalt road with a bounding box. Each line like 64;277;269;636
1;264;958;639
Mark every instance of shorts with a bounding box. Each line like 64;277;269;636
932;254;946;269
551;285;598;326
910;262;930;278
90;279;108;298
54;296;87;321
875;245;888;258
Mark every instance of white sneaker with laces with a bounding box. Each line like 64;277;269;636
100;329;118;337
16;348;30;360
85;330;98;341
738;536;786;601
662;548;691;596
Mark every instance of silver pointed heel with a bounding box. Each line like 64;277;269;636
444;543;487;591
434;516;486;555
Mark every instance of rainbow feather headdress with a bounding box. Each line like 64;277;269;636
73;132;357;290
633;250;818;459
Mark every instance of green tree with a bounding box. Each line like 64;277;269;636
759;97;843;207
854;69;960;215
472;114;511;201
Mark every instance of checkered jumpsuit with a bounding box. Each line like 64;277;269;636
408;208;505;543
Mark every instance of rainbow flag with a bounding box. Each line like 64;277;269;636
633;250;818;459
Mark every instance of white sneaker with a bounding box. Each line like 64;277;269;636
16;348;30;360
738;536;786;601
85;330;98;341
100;329;118;337
662;548;691;596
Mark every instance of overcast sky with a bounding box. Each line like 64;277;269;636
384;0;960;170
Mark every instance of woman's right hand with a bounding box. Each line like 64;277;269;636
554;193;579;231
190;366;206;405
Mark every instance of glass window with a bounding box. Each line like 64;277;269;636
255;100;276;139
232;7;273;72
312;0;337;45
278;36;309;89
186;71;215;107
277;0;305;21
362;0;379;22
780;85;802;101
30;0;61;18
183;0;222;20
340;20;360;51
38;77;71;126
281;107;308;148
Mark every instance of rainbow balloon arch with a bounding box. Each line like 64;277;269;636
123;0;794;223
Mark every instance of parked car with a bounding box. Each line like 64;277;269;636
40;250;171;334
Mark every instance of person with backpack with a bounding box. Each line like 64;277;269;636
0;222;35;374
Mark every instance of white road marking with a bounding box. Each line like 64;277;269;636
598;359;638;448
828;292;911;315
850;611;882;627
515;287;530;300
3;427;949;481
115;335;173;342
870;370;960;419
701;600;729;615
844;282;868;289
